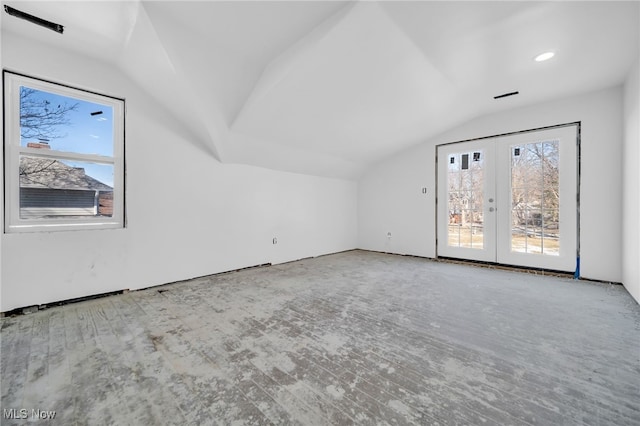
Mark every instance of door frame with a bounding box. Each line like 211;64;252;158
435;122;581;273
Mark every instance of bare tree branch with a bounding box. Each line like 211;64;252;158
20;87;79;141
19;158;60;189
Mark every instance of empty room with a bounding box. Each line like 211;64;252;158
1;1;639;424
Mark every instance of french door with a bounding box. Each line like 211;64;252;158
437;125;578;272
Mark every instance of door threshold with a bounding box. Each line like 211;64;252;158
436;256;575;278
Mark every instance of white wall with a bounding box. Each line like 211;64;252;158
623;57;640;304
0;33;358;312
359;87;624;283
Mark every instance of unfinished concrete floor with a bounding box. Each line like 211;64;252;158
1;250;639;425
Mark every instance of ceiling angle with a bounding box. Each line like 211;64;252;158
4;5;64;34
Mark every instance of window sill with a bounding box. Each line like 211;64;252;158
5;220;124;234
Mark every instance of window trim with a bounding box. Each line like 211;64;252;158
3;71;125;233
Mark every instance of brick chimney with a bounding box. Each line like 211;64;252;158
26;142;51;149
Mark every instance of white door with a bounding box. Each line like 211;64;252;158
437;139;496;262
437;125;578;272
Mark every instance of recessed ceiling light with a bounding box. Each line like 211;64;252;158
534;51;555;62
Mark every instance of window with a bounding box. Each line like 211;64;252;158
3;71;125;232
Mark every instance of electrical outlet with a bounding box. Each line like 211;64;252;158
387;232;392;239
273;237;278;244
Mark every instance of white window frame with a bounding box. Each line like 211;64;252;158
3;71;125;233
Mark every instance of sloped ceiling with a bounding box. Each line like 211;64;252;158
2;1;639;179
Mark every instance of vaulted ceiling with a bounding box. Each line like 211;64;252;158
3;1;639;178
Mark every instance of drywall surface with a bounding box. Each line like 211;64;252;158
623;57;640;304
0;33;357;312
0;43;3;312
359;87;624;283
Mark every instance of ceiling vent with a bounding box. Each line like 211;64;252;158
493;91;519;100
4;5;64;34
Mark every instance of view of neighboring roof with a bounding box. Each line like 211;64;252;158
19;156;112;192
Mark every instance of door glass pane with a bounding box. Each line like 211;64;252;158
447;151;484;249
510;140;560;255
543;209;560;255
